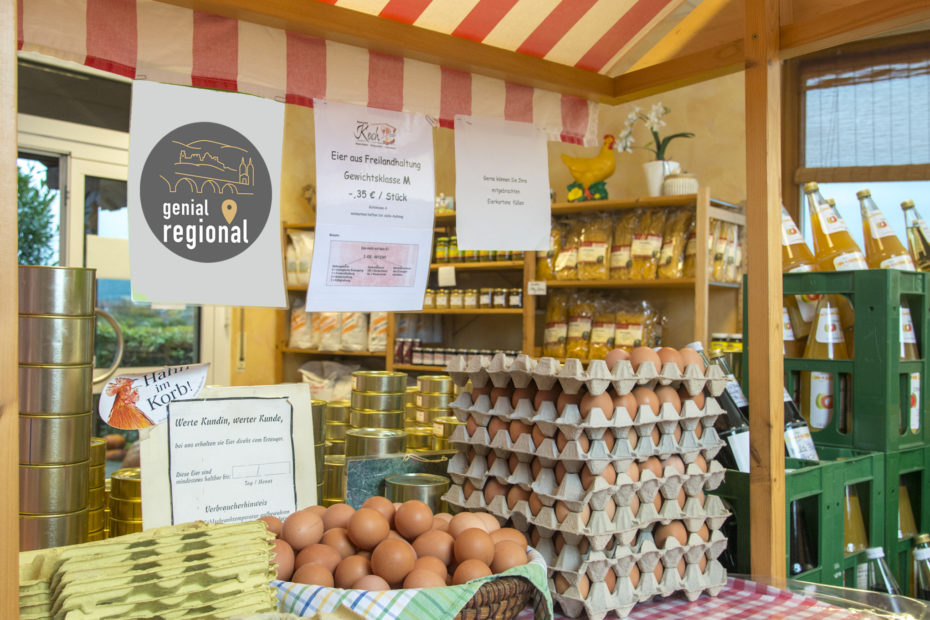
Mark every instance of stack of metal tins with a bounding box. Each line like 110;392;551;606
414;375;455;450
109;468;142;536
322;400;349;506
18;265;96;550
404;386;418;427
345;371;407;459
87;438;106;541
311;399;325;500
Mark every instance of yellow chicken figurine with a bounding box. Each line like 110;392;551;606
561;134;616;201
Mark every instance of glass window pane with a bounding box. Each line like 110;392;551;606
17;157;60;265
85;176;128;239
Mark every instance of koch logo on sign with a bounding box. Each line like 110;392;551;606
139;122;271;263
355;121;396;147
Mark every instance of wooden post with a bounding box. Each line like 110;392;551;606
522;251;537;355
745;0;787;578
1;0;19;614
693;188;711;347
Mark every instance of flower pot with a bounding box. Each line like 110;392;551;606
642;160;680;197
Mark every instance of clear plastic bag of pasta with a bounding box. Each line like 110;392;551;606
725;223;743;283
610;211;638;280
643;302;666;348
710;219;728;282
614;300;647;351
630;209;666;280
683;228;698;278
542;290;570;358
554;218;582;280
588;296;616;360
577;214;612;280
566;292;595;360
657;208;694;279
536;219;563;281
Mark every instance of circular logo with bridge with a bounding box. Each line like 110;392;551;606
140;122;271;262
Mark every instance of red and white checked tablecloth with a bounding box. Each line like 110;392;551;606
517;577;865;620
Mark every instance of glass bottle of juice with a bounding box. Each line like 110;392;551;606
901;301;921;434
858;190;915;270
804;182;868;272
800;295;849;431
899;485;918;540
902;200;930;271
844;485;869;556
782;206;819;347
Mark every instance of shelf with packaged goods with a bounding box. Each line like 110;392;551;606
544;278;696;289
401;308;524;315
429;260;524;271
279;347;385;357
393;363;447;372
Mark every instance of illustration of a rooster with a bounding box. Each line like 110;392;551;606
561;135;617;201
105;377;154;429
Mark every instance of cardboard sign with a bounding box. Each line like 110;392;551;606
98;363;209;429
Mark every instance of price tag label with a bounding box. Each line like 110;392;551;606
527;281;547;296
437;266;456;288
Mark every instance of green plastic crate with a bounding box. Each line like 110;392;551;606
742;270;930;452
709;446;884;585
882;445;930;595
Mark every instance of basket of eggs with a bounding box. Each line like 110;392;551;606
263;497;551;620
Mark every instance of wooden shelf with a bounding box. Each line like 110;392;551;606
286;284;308;291
282;222;315;230
434;212;456;226
404;308;524;315
430;260;524;271
393;363;447;372
709;280;742;289
280;347;385;357
550;195;744;217
545;278;696;289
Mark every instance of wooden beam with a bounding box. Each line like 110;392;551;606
745;0;786;579
1;0;18;615
781;59;802;223
154;0;615;102
797;164;930;184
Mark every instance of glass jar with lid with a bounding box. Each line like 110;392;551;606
434;237;450;263
479;288;494;308
434;289;450;309
508;288;523;308
492;288;508;308
423;289;436;309
496;249;512;261
463;289;479;309
448;236;459;262
449;289;464;309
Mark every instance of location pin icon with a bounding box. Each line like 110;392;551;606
221;199;238;224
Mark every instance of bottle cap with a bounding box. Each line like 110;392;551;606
803;182;819;193
856;189;871;199
915;548;930;561
684;341;704;352
902;200;915;209
865;547;885;559
708;350;726;360
916;533;930;545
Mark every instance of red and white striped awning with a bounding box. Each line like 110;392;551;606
16;0;631;145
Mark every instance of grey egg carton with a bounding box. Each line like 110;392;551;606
445;352;728;397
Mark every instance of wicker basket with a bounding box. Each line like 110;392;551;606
454;576;535;620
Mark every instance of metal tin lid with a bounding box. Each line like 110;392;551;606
111;467;141;498
916;533;930;545
89;437;106;464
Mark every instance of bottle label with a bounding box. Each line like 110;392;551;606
728;429;751;473
901;307;918;344
685;233;697;257
881;254;916;271
782;213;806;245
631;234;662;258
814;307;845;344
578;242;608;265
796;294;821;323
609;245;631;269
920;220;930;242
726;376;749;408
783;307;797;342
910;372;921;433
809;371;833;429
544;322;567;347
554;247;577;271
868;211;897;239
659;242;677;266
568;317;592;340
590;322;614;348
856;563;869;590
788;264;815;273
785;425;819;461
615;323;644;348
833;251;868;271
817;202;849;234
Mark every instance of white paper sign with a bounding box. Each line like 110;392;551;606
309;100;435;311
527;281;547;296
454;115;550;251
437;266;456;288
128;81;286;307
98;363;209;429
168;397;296;523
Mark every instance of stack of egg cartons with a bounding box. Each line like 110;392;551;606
443;352;731;618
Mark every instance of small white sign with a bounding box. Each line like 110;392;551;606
454;115;550;251
168;397;296;523
437;266;456;288
527;280;547;296
98;363;209;429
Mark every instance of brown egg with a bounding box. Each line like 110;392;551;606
465;416;479;436
650;425;661;445
655;385;682;413
357;550;372;560
653;562;664;582
653;492;663;512
556;390;583;414
605;348;631;368
488;417;508;441
434;512;453;523
654;521;689;547
657;347;685;372
348;508;390;550
693;422;703;439
676;487;687;509
602;431;616;451
463;479;478;500
475;512;500;533
509;419;531;442
528;492;544;516
604;568;617;593
414;555;449;579
697;523;710;541
259;515;283;538
304;505;327;518
413;529;454;565
556;430;589;452
611;391;638;417
580;463;616;490
553;573;571;593
432;516;450;532
506;485;530;509
533;387;561;409
334;555;371;588
322;527;356;558
508;453;520;474
530;529;541;547
679;385;705;409
404;568;447;588
448;512;484;538
677;556;687;577
511;386;537;408
353;574;391;591
580;391;614;420
292;562;334;587
371;538;416;587
486;451;498;469
552;532;566;554
555;501;590;525
362;496;396;528
453;559;492;584
322;503;355;531
674;424;682;442
662;455;686;475
576;574;591;598
272;539;295;580
679;347;705;370
471;384;492;399
553;461;567;484
282;510;324;551
531;425;547;448
639;456;663;478
386;530;405;542
629;564;641;588
630;347;661;372
627;427;639;447
490;527;527;550
629;494;641;516
694;454;708;472
491;540;527;573
489;385;514;407
296;543;343;572
395;500;433;540
625;461;641;482
531;457;543;478
632;387;659;414
454;528;495;565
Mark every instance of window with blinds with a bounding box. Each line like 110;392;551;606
801;43;930;170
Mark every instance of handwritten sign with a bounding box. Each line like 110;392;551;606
167;397;296;523
98;363;209;429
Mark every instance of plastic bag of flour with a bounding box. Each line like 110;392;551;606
368;312;388;352
288;298;313;349
317;312;342;351
287;231;315;286
340;312;369;351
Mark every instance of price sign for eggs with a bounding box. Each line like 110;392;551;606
308;100;435;311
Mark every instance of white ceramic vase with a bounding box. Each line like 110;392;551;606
643;160;681;197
